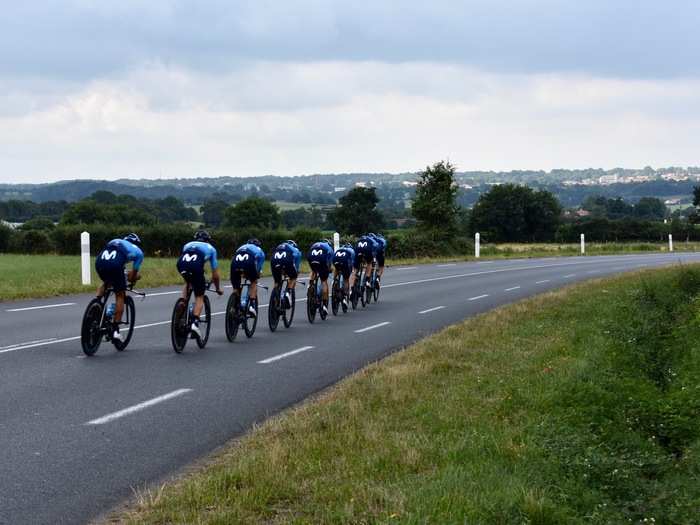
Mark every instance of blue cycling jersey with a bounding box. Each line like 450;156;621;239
275;242;302;270
236;243;266;272
307;241;334;265
374;235;387;251
104;238;144;271
355;235;377;256
333;246;355;267
181;241;219;270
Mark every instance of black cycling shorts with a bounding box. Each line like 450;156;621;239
376;249;385;267
271;248;298;283
95;249;128;292
352;251;372;271
230;250;259;289
308;257;330;280
333;260;352;280
177;254;207;296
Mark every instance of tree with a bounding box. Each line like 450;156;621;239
202;199;229;228
224;197;281;229
634;197;667;220
693;186;700;207
469;184;562;242
411;161;459;237
327;187;385;235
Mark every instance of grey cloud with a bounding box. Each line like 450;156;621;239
2;0;699;81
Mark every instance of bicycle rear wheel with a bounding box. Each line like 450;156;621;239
351;276;359;310
360;273;367;307
283;287;295;328
196;295;211;348
372;271;380;302
225;292;240;342
307;282;316;323
268;286;281;332
81;299;104;356
113;296;135;351
171;298;188;353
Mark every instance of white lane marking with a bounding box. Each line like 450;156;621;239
437;263;456;267
476;261;494;264
562;274;576;278
587;270;600;274
468;294;489;301
0;336;77;354
143;291;180;297
258;346;315;364
505;286;521;291
355;321;391;333
85;389;192;425
6;303;75;312
419;306;446;314
535;280;550;284
395;267;417;271
0;338;57;351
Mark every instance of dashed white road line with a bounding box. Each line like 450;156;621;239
468;294;489;301
258;346;315;364
84;388;192;425
143;291;180;297
395;267;417;271
355;321;391;333
437;263;456;267
535;279;550;284
0;338;57;352
6;303;75;312
419;306;446;314
504;286;521;291
0;336;76;354
562;274;576;278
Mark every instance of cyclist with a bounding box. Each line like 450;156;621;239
354;233;378;290
176;230;224;339
94;233;144;342
271;239;302;308
306;238;334;315
332;242;355;308
368;233;387;286
230;238;266;317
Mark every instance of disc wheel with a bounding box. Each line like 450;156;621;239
81;298;104;356
331;278;340;316
373;273;380;303
351;277;359;310
196;295;211;349
113;296;135;351
171;298;188;353
225;291;240;342
307;282;317;323
360;273;368;307
268;286;281;332
283;287;295;328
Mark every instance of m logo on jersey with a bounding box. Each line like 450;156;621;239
335;251;346;257
235;253;249;262
101;250;117;260
311;249;324;256
182;253;198;262
273;251;287;260
358;241;368;248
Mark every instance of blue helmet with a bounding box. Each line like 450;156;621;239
247;238;261;247
285;239;298;249
124;233;142;247
194;230;211;243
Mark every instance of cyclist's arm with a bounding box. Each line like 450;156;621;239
209;247;223;294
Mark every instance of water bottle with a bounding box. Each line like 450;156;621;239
105;303;116;319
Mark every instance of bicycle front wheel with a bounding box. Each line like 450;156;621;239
113;296;135;351
283;288;295;328
331;277;340;316
225;292;240;342
244;298;258;338
268;286;281;332
307;283;316;323
81;299;104;356
196;295;212;349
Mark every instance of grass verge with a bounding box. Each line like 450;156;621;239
116;264;700;524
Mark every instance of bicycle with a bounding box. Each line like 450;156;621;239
331;273;349;315
306;274;328;323
351;265;363;309
368;259;380;304
170;281;214;353
226;276;266;341
268;277;297;332
81;285;145;356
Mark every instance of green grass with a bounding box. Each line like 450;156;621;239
2;242;698;302
117;265;700;524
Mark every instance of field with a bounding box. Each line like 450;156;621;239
116;265;700;524
1;242;698;302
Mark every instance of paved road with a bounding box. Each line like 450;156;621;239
1;253;699;524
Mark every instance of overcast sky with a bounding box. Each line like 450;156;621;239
2;1;699;183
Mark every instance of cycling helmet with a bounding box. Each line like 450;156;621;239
124;233;142;247
285;240;298;249
194;230;211;243
320;238;332;245
247;238;262;247
367;233;377;239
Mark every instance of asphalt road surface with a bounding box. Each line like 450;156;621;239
2;253;700;524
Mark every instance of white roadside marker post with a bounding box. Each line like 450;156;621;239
333;232;340;252
81;231;91;285
580;233;585;255
669;234;673;252
475;232;480;258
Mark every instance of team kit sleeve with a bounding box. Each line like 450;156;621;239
209;246;219;271
132;246;144;271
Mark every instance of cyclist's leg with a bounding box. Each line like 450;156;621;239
113;290;126;325
377;250;385;279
